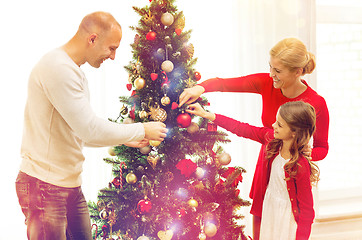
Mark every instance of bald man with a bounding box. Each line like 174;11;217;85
16;12;167;240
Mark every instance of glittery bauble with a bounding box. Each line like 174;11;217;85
204;223;217;237
126;172;137;184
187;122;199;134
137;199;152;214
134;77;146;90
161;60;174;73
160;12;174;26
218;152;232;165
161;96;171;106
150;107;167;122
182;43;194;59
137;235;150;240
139;110;148;119
139;146;152;155
147;155;160;169
174;12;185;30
187;198;198;208
176;113;192;128
108;146;116;156
149;140;161;147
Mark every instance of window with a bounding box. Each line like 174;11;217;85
315;0;362;219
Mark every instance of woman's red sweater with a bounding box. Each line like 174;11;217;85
199;73;329;161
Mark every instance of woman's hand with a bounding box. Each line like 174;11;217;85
123;138;149;148
186;103;216;121
179;85;205;107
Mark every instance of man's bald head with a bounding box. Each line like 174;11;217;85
78;11;121;36
63;11;122;67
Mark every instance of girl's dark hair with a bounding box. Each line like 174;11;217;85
266;101;320;184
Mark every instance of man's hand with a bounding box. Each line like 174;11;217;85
179;85;205;107
142;122;168;142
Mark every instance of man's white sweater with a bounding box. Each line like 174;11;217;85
20;48;144;188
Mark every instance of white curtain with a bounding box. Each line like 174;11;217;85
0;0;315;238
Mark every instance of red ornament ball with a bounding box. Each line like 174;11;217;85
194;71;201;81
176;113;191;128
146;31;156;41
137;199;152;214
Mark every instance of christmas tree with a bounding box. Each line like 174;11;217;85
88;1;250;239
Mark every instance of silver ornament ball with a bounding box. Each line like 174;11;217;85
161;12;174;26
161;60;174;73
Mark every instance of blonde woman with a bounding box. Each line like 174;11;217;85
179;38;329;239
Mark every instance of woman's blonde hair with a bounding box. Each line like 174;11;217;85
266;101;320;184
270;38;316;75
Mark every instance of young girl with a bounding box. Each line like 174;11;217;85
179;38;329;239
186;101;319;240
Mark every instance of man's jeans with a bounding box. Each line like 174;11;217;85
15;171;92;240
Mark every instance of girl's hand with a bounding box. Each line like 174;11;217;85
179;85;205;107
302;144;312;161
123;138;149;148
186;103;216;121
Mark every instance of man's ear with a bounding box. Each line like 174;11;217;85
88;33;98;45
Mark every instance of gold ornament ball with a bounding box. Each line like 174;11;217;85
187;122;199;134
218;152;232;165
139;146;152;155
150;107;167;122
134;77;146;90
204;223;217;237
161;12;174;26
187;198;198;208
161;96;171;106
126;172;137;184
149;140;161;147
108;146;116;156
139;110;148;119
